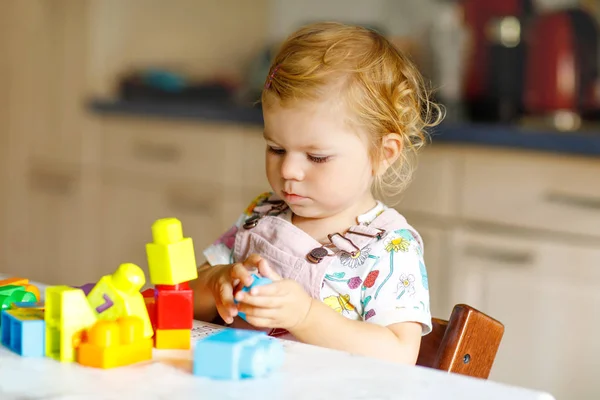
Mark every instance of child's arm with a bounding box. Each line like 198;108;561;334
291;299;422;364
190;262;223;323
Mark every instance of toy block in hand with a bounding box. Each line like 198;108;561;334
86;263;153;339
77;316;152;369
146;218;198;286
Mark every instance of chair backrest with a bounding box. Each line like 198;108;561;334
417;304;504;379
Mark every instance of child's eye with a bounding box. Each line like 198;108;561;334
267;146;285;155
307;154;330;163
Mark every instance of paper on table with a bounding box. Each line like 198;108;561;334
191;320;301;351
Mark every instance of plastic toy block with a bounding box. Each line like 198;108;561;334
193;329;284;380
146;218;198;285
0;277;28;287
86;263;153;339
1;308;45;357
45;286;97;362
77;316;152;369
12;301;44;310
154;328;190;350
142;289;157;328
234;274;273;321
0;285;37;311
0;278;40;302
154;282;193;330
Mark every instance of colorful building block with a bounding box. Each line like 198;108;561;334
154;328;191;350
193;329;284;380
234;275;273;321
146;218;198;285
1;308;45;357
85;263;153;339
77;316;152;369
0;278;41;302
0;285;37;311
154;283;193;330
45;286;97;362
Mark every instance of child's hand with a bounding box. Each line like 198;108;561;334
234;259;313;330
209;254;265;324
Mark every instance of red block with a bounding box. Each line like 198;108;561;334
155;282;193;330
142;288;157;330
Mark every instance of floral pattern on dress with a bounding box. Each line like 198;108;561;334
339;247;371;268
396;273;416;299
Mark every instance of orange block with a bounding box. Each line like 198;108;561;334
154;329;190;350
77;316;152;369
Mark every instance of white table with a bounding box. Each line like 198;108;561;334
0;278;556;400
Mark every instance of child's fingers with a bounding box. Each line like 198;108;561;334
248;281;284;296
217;281;237;323
236;292;280;308
256;260;282;281
230;263;254;287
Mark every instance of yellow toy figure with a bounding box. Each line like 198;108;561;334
86;263;153;339
146;218;198;285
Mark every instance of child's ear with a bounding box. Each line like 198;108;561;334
375;133;403;176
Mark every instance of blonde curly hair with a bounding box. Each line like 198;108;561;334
261;22;444;202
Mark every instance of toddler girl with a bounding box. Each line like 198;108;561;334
191;21;442;364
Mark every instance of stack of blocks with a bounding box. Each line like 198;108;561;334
0;216;284;379
144;218;198;350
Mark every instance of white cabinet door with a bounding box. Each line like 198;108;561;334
450;228;600;400
4;162;98;286
395;146;462;218
99;172;233;281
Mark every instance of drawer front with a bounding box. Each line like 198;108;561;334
395;146;461;218
101;117;244;185
462;149;600;237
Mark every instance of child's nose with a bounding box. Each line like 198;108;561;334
280;155;305;181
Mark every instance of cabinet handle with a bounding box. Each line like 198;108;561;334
543;191;600;211
132;140;182;163
167;192;212;215
28;168;76;196
463;245;534;266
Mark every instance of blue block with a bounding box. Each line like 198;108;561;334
1;310;45;357
235;274;272;321
193;328;284;380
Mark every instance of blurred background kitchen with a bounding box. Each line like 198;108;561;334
1;0;600;397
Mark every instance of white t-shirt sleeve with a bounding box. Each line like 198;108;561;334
361;228;432;335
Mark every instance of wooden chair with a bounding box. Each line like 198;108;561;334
417;304;504;379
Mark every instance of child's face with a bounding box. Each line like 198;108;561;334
262;98;375;220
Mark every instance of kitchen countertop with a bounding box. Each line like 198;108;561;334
89;99;600;158
0;276;556;400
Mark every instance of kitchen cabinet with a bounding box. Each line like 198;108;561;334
449;228;600;400
3;161;98;286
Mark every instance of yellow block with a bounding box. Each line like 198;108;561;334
77;316;152;369
86;263;153;339
146;218;198;286
154;328;191;350
45;286;97;362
